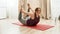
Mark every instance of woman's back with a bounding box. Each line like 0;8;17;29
26;13;40;26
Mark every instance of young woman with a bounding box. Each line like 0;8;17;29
18;6;41;26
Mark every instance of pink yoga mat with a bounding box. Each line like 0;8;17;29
12;22;54;31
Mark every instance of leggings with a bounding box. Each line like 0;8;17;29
18;12;30;25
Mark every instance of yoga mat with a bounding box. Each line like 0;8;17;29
12;23;54;31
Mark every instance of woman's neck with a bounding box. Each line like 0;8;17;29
36;13;39;17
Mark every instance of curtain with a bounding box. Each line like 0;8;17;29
41;0;51;19
0;0;7;19
18;0;51;19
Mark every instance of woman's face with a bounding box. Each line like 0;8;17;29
37;8;41;15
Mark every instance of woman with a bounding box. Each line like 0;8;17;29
18;6;41;26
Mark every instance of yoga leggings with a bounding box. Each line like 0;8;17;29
18;12;30;25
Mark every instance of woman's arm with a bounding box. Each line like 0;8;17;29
30;8;35;13
20;8;33;18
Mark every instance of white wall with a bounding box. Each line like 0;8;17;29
51;0;60;19
7;0;18;19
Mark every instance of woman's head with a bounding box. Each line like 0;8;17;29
35;8;41;15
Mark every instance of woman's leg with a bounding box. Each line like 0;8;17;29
18;12;27;25
18;12;22;20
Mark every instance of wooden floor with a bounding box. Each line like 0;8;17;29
0;18;60;34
